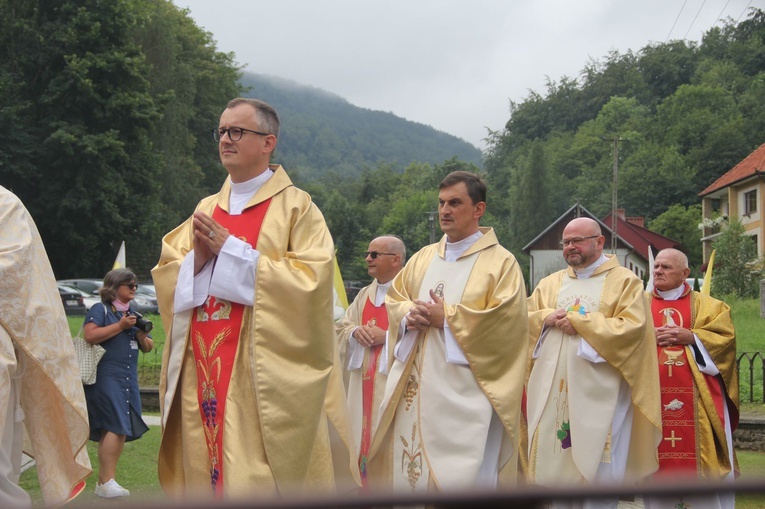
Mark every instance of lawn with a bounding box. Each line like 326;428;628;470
723;296;765;405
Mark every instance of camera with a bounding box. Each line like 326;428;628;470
128;310;153;333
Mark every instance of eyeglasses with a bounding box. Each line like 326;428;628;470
121;283;138;290
212;127;271;142
364;251;396;260
559;235;600;247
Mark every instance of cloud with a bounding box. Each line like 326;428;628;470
173;0;759;149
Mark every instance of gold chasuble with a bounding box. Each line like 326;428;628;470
153;166;359;500
647;286;738;482
526;255;661;488
0;186;91;506
367;228;529;491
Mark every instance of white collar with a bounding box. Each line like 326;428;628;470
229;169;274;215
445;231;483;262
656;285;685;301
574;253;609;279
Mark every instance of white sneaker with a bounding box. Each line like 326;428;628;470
94;479;130;498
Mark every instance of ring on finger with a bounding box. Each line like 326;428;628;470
208;230;216;239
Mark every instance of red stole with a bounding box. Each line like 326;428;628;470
358;295;388;487
190;200;271;495
651;285;699;475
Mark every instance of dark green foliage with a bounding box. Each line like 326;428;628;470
0;0;241;278
239;73;483;178
484;8;765;265
648;204;703;272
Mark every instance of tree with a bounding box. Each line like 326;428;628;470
711;218;762;297
509;141;550;250
0;0;241;277
648;204;703;271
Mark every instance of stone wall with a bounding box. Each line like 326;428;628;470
733;417;765;451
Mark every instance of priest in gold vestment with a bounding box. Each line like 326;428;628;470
367;171;529;492
644;248;738;509
153;98;358;500
526;218;661;509
0;185;91;507
335;235;406;487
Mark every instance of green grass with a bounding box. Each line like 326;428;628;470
19;426;163;506
736;450;765;508
721;296;765;404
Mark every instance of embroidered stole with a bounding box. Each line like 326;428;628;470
651;290;707;475
190;201;271;495
527;272;622;485
392;251;492;492
358;298;388;487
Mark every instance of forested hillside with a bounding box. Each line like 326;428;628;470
481;8;765;272
240;73;482;178
2;0;764;284
311;8;765;281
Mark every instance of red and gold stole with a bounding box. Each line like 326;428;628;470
190;200;271;495
358;296;388;487
651;285;698;474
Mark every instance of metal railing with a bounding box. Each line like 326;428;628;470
738;351;765;403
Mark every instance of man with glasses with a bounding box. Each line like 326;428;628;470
525;217;662;508
153;98;358;499
335;235;406;487
366;171;529;492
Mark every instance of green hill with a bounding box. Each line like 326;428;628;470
239;73;483;178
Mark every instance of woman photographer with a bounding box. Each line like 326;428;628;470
83;268;153;498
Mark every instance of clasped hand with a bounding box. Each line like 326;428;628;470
353;324;386;348
192;211;231;273
655;324;693;347
405;289;445;331
544;308;577;336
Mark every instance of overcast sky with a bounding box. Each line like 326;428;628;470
172;0;763;149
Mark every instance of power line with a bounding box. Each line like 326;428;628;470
666;0;689;42
683;0;709;39
713;0;732;27
737;0;754;23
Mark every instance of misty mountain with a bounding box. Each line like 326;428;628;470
240;73;483;178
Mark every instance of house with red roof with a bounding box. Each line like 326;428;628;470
699;142;765;263
523;203;680;290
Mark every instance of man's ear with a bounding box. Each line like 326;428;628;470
474;201;486;219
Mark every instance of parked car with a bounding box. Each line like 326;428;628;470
58;278;158;314
58;278;103;296
57;284;86;315
686;277;705;292
133;284;158;315
58;283;100;310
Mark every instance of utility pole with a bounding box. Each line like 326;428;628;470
602;136;626;254
427;211;438;244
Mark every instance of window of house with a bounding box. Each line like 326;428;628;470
745;190;757;215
